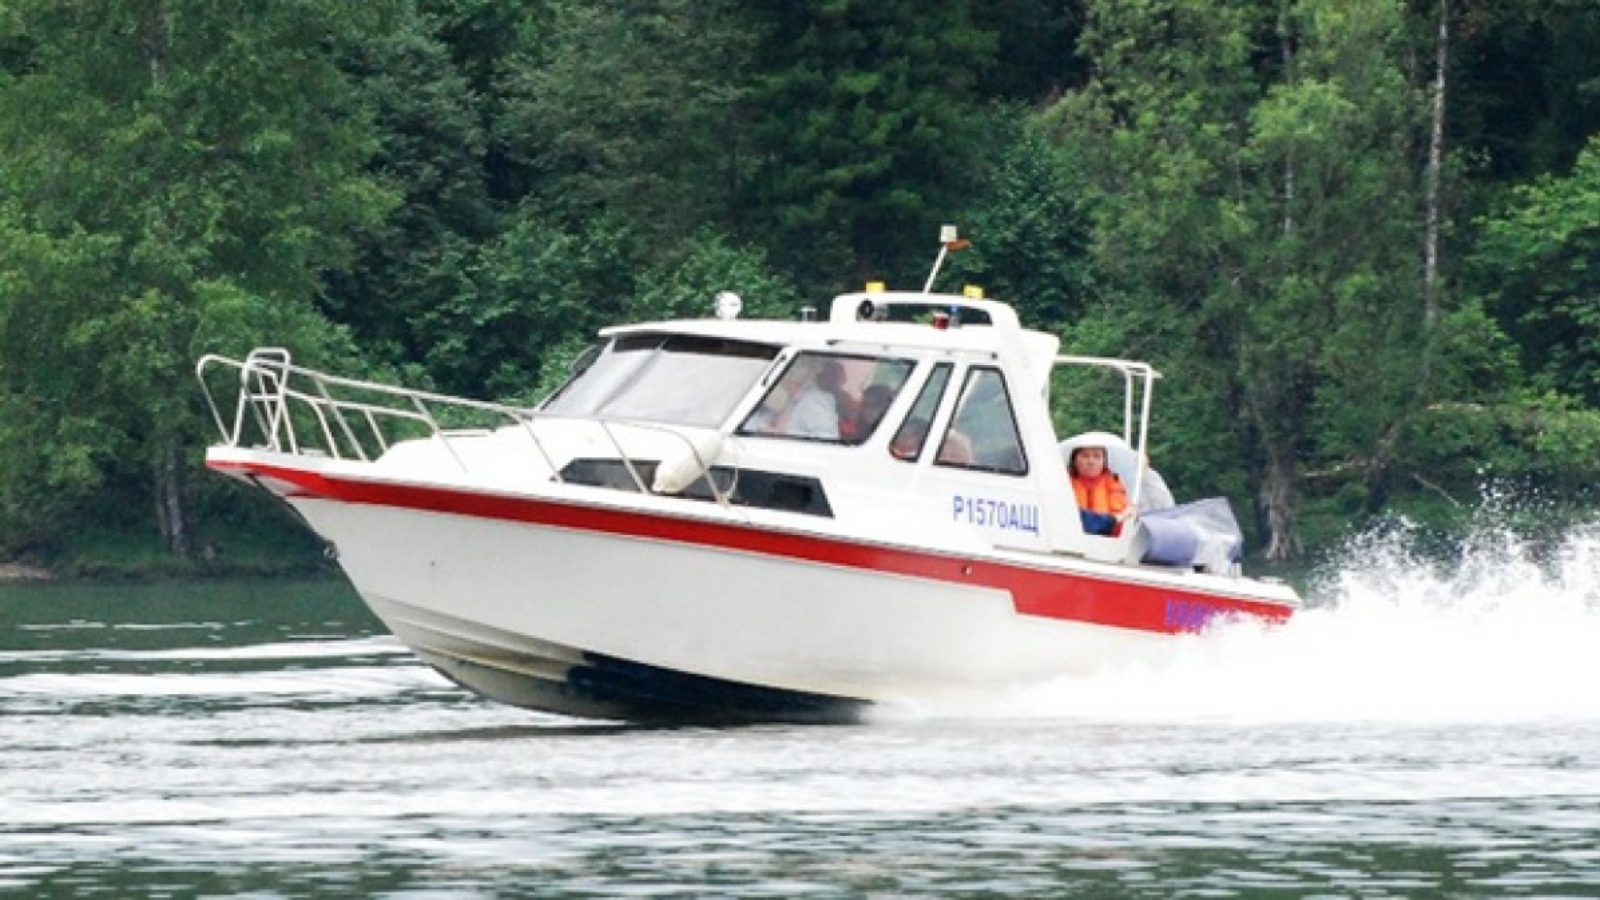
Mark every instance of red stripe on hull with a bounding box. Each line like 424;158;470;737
213;459;1292;633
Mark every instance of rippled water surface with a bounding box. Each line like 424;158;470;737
6;525;1600;897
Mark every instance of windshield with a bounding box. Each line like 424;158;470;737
541;333;780;427
739;352;916;444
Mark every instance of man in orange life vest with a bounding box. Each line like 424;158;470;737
1068;445;1132;536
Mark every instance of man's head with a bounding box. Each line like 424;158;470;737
817;358;845;391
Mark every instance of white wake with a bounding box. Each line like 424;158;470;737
907;517;1600;725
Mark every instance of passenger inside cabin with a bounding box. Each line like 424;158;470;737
745;356;845;439
1068;444;1132;536
934;428;975;465
935;368;1025;473
844;383;896;444
890;417;930;460
785;357;846;440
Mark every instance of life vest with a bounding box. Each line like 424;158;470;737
1073;471;1128;535
1072;472;1128;515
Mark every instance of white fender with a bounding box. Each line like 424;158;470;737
652;431;725;494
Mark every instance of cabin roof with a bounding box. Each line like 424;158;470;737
600;291;1066;392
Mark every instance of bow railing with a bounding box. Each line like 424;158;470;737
196;348;729;503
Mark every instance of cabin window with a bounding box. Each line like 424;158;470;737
936;367;1028;475
890;363;952;461
541;334;779;428
739;353;914;444
558;458;835;517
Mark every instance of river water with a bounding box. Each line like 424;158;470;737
5;523;1600;898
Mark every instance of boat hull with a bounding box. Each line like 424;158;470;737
376;596;869;724
259;471;1292;723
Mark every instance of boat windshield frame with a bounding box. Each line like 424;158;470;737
541;333;781;428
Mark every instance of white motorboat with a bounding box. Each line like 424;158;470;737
198;230;1300;723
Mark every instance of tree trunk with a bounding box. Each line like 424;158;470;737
154;439;192;558
1366;0;1449;513
140;1;169;86
1422;0;1447;338
1258;447;1303;561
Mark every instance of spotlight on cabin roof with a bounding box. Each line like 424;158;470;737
714;291;742;320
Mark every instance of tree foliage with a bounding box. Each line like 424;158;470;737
1;0;1599;566
1048;0;1437;557
744;1;998;287
496;0;755;243
1471;134;1600;406
321;2;498;381
946;109;1097;331
0;1;397;554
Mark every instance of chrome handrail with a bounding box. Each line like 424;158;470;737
1053;354;1162;507
196;349;731;505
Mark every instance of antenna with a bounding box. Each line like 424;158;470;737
922;225;972;293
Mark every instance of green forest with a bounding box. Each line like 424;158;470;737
2;0;1599;575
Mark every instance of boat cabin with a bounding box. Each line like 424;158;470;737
537;288;1229;572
